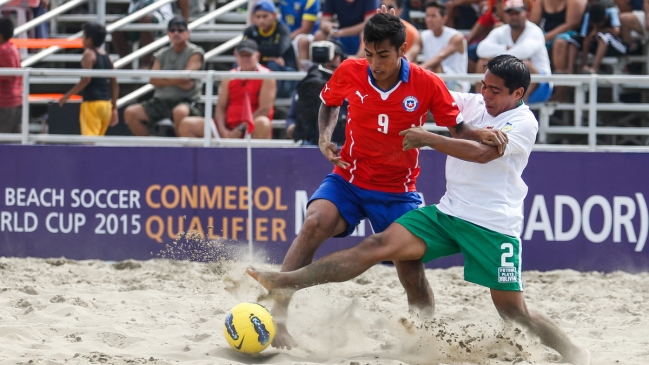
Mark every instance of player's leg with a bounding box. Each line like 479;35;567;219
363;190;434;315
269;174;361;349
247;222;428;291
452;216;591;365
490;290;591;365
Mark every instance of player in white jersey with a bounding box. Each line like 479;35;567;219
247;55;590;365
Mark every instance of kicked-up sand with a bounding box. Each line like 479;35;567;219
0;254;647;365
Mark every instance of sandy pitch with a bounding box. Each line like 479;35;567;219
0;257;647;365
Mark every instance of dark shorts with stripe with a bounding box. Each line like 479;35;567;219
569;32;629;56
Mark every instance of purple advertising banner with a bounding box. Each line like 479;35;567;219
0;145;647;272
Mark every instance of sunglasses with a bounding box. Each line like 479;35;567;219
168;27;187;33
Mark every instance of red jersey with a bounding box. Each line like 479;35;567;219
225;64;274;129
320;58;462;193
0;42;22;108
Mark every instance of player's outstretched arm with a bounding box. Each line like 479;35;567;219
448;122;508;155
318;104;349;169
401;126;502;163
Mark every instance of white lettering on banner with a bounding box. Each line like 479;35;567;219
294;190;366;237
0;211;38;232
4;188;64;207
554;195;581;241
635;193;648;252
45;213;86;234
524;195;554;241
582;196;612;243
523;193;648;252
71;189;140;209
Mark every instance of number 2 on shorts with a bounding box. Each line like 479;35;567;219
501;243;514;267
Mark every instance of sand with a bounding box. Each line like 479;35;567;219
0;254;647;365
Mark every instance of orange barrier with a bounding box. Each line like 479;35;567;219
10;38;84;49
29;94;82;102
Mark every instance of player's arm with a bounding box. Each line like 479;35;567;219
420;33;465;71
59;49;95;106
401;126;503;163
318;103;349;169
448;121;508;155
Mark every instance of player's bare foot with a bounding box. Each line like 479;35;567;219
563;347;591;365
246;267;286;291
271;322;298;350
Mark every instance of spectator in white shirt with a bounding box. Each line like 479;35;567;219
476;0;553;103
410;1;470;92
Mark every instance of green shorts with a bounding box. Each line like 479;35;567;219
396;205;523;291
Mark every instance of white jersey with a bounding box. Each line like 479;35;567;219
476;21;552;77
421;27;470;92
437;92;538;237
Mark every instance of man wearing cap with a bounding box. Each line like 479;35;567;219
244;0;297;97
124;16;205;136
476;0;553;103
178;39;276;139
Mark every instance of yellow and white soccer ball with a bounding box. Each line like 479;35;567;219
223;302;276;354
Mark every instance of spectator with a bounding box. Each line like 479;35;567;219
383;0;420;55
177;0;204;21
0;18;22;134
244;0;297;97
286;40;347;145
465;0;505;73
112;0;174;69
59;23;119;136
569;2;627;74
411;1;470;92
529;0;586;101
278;0;321;71
178;40;276;139
446;0;482;30
619;0;647;49
477;0;553;103
616;0;644;13
32;0;50;39
124;17;204;136
314;0;379;57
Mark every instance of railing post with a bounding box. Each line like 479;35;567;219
203;70;214;147
588;74;598;150
21;69;30;145
574;84;584;127
97;0;106;26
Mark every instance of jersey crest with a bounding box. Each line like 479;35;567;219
402;96;419;112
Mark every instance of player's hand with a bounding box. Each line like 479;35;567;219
58;95;69;107
319;140;349;169
377;4;396;15
477;128;508;155
109;108;119;127
399;126;431;151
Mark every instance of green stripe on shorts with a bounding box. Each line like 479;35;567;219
395;205;523;291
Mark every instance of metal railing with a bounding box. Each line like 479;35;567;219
13;0;88;37
2;68;649;151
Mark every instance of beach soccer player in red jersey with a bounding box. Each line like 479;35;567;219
266;7;509;349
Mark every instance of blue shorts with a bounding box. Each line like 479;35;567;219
308;173;423;237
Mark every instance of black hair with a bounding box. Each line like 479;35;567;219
82;22;107;47
363;13;406;51
589;2;607;24
486;55;530;95
0;18;14;41
426;1;447;17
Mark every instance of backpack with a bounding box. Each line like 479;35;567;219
293;65;347;145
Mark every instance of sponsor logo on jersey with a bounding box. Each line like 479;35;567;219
502;122;514;132
498;266;518;283
402;96;418;112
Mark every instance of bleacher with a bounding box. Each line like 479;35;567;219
2;0;649;146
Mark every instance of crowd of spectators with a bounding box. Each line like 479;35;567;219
2;0;648;140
